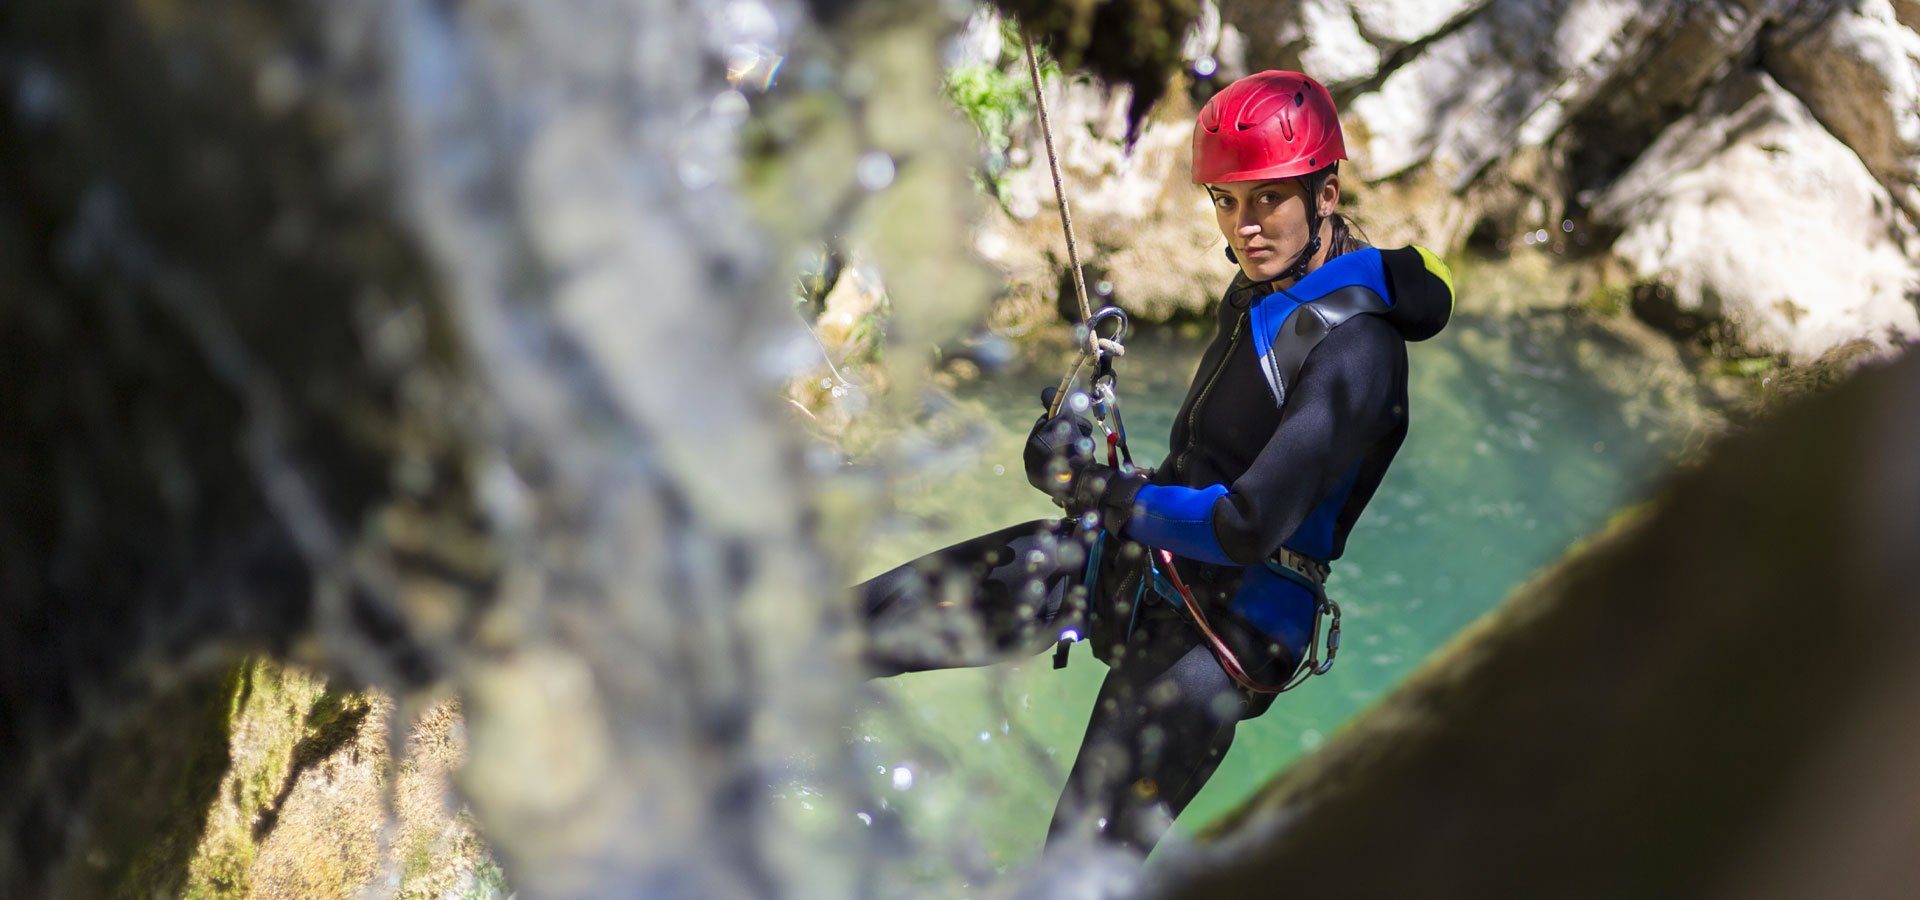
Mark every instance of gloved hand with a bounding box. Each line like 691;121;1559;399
1022;388;1148;531
1024;386;1097;503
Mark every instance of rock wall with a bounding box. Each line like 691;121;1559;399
973;0;1920;360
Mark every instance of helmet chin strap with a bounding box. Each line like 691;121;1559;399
1225;171;1327;288
1270;171;1326;286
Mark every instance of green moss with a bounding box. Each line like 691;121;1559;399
1580;283;1630;317
844;304;890;365
400;830;439;886
180;660;338;898
466;858;511;900
1718;356;1777;378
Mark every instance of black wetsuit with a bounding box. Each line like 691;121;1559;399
859;246;1450;856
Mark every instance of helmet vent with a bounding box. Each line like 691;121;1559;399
1295;92;1304;106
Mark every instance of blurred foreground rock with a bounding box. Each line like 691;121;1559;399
1;0;995;896
1153;347;1920;898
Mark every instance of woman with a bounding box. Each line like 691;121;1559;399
860;70;1454;857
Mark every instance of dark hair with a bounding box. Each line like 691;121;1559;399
1324;209;1370;259
1316;162;1369;260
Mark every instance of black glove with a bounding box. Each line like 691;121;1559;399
1024;387;1097;503
1066;462;1148;532
1023;388;1149;530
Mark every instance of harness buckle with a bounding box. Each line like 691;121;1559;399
1267;546;1329;586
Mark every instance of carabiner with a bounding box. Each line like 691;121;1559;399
1313;599;1342;676
1086;305;1130;349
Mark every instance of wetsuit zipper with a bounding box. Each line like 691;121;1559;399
1175;311;1245;477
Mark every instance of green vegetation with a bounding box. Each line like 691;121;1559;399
941;23;1056;205
1580;283;1631;317
943;61;1032;166
1719;356;1777;378
183;661;333;898
71;659;514;900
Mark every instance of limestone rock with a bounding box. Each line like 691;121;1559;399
1762;0;1920;224
1216;0;1382;87
1349;0;1485;49
1593;70;1920;360
990;77;1229;321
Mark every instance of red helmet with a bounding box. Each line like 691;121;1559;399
1192;71;1347;184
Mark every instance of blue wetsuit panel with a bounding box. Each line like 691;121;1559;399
1127;483;1235;565
1228;564;1317;659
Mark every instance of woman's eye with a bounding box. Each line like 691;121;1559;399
1213;196;1233;210
1258;192;1282;205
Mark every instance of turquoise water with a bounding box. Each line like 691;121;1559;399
839;273;1716;888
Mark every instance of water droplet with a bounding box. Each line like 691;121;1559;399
1561;219;1575;233
1300;728;1324;749
1534;228;1549;243
890;766;914;790
856;151;896;191
678;159;714;189
857;811;873;826
714;89;749;120
1067;391;1091;413
992;464;1005;476
978;731;992;742
1193;55;1218;77
1095;280;1114;297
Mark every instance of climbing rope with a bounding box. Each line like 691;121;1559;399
1023;36;1123;418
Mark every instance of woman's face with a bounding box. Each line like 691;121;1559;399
1206;175;1340;283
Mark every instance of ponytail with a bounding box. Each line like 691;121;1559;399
1324;211;1369;259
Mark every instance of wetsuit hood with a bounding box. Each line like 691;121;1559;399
1377;246;1454;342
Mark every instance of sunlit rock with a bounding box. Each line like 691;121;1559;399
1594;71;1920;360
1762;0;1920;224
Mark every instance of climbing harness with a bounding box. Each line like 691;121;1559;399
1022;34;1338;694
1152;549;1341;694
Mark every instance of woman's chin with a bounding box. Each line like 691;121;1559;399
1240;256;1286;282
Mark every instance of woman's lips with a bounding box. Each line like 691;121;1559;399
1243;246;1274;257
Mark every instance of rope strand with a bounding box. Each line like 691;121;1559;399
1024;36;1101;417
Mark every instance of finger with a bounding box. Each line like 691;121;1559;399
1039;385;1059;411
